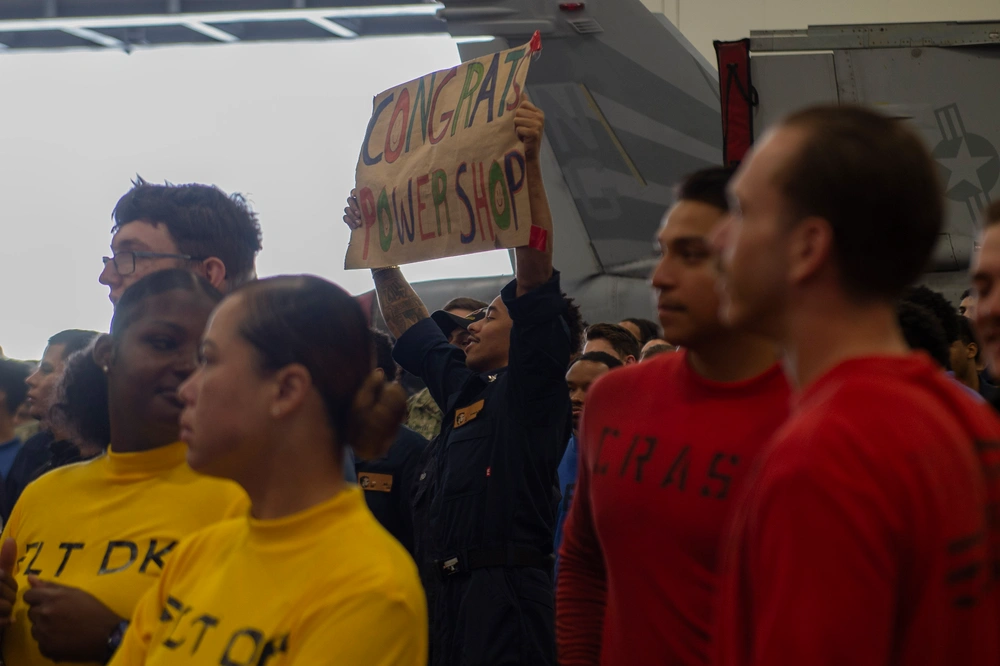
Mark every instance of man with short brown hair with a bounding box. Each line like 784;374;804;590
557;167;789;666
714;106;1000;666
582;323;640;364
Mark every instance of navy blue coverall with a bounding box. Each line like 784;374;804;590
393;272;571;666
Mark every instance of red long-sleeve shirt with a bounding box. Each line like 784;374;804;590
715;354;1000;666
557;351;791;665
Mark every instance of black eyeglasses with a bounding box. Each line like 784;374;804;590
101;251;202;276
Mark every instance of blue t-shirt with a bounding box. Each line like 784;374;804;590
554;434;577;574
947;371;985;402
0;438;23;481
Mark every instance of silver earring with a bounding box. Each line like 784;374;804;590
102;365;109;373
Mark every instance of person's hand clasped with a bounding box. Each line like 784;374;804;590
24;575;123;663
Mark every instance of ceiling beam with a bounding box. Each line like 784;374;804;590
0;5;442;33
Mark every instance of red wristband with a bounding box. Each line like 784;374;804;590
529;225;548;251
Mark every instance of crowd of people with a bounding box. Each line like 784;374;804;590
0;95;999;666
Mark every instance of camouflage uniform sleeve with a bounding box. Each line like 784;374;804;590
405;389;443;441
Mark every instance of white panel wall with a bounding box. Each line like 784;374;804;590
640;0;999;63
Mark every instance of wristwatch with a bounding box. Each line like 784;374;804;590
104;620;129;663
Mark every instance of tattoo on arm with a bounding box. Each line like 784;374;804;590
372;268;430;338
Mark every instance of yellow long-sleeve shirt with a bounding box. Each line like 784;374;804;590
1;442;248;666
111;486;427;666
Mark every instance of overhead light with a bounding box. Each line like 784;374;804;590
183;21;239;43
0;5;442;34
61;26;123;48
306;17;358;39
453;35;496;44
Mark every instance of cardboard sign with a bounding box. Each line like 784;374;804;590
346;34;541;269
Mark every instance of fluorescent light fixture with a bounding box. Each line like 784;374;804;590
453;35;496;44
61;26;124;48
183;21;239;43
306;17;358;39
0;5;442;33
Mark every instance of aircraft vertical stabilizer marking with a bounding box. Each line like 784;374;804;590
748;21;1000;277
579;85;647;187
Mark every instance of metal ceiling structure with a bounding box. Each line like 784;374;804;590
0;0;723;326
0;1;450;51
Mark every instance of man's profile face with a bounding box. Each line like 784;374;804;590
566;360;612;436
971;224;1000;374
714;126;805;340
950;339;974;379
99;220;184;305
465;297;513;373
24;343;68;421
649;200;728;348
960;295;977;320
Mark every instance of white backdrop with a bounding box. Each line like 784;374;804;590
0;36;514;360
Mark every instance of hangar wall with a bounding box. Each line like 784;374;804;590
639;0;999;62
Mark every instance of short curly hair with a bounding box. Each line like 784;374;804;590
112;176;263;288
897;301;950;369
901;285;958;344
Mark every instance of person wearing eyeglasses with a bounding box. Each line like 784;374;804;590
99;177;263;306
102;179;359;489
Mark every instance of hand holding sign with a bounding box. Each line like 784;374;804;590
344;188;362;231
24;576;124;662
346;34;542;270
514;100;545;163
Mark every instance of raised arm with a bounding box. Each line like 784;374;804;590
343;192;429;339
513;101;554;298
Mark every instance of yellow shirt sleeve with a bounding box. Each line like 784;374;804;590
108;524;205;666
109;577;160;666
290;590;427;665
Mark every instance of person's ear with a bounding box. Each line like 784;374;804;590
372;367;386;383
969;342;979;360
267;364;312;420
788;216;834;286
92;335;114;375
201;257;228;291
